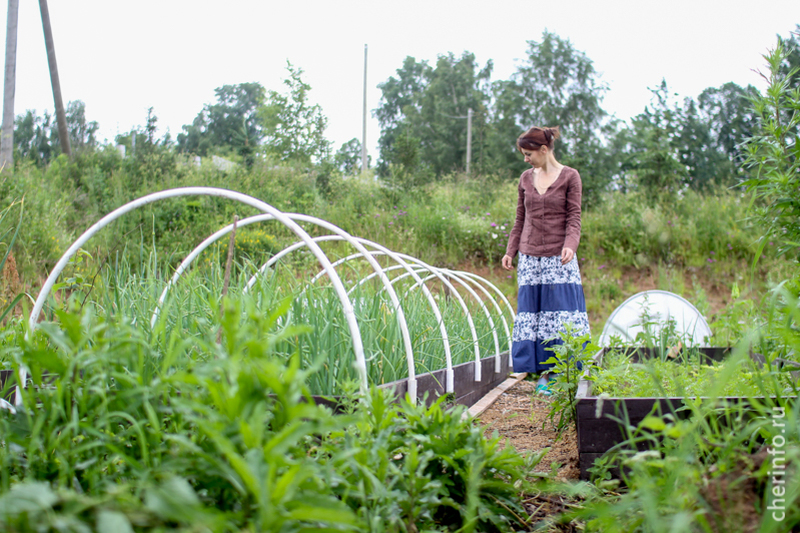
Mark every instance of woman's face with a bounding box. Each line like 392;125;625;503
521;146;546;168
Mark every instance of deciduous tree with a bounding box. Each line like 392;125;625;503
177;82;265;165
13;100;96;165
260;62;331;165
623;81;689;203
375;52;491;179
334;138;369;176
620;80;759;194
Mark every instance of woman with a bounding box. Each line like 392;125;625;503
501;126;590;394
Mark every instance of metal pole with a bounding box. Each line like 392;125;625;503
361;44;368;175
39;0;71;158
1;0;18;171
466;108;472;174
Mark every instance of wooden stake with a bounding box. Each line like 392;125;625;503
217;215;237;344
1;0;19;171
39;0;71;158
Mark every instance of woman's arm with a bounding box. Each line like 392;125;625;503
505;176;527;262
562;170;582;262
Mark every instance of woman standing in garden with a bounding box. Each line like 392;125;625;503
501;126;591;394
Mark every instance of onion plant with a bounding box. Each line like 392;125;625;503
24;241;509;397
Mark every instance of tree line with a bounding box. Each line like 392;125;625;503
375;28;798;206
8;28;800;209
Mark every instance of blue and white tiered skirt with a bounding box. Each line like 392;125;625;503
511;253;591;374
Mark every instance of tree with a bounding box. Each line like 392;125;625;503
177;82;265;164
375;52;492;179
334;138;369;176
619;81;689;202
674;97;727;190
375;55;429;178
482;78;528;179
13;100;96;165
620;80;759;193
115;107;170;157
260;62;331;165
13;109;55;164
65;100;98;151
697;82;759;165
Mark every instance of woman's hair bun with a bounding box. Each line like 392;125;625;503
544;127;561;143
517;126;561;151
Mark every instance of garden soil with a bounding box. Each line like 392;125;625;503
477;378;580;481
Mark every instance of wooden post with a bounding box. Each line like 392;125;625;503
466;108;473;174
1;0;19;171
217;215;238;344
38;0;71;158
361;44;368;175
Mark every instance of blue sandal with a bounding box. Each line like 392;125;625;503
535;383;552;396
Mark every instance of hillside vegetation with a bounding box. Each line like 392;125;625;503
0;147;791;341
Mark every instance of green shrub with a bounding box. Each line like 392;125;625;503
0;296;533;532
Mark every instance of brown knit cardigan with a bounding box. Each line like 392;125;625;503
505;166;583;258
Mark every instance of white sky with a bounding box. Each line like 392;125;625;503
3;0;799;161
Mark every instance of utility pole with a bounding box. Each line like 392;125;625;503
39;0;71;158
466;108;472;175
1;0;19;172
361;44;368;175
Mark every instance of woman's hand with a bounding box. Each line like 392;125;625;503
501;254;514;270
561;247;574;265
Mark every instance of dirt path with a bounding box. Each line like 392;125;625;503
476;379;579;481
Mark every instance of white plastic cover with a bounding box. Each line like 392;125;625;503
598;290;712;347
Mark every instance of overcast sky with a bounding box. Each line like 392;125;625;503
3;0;799;161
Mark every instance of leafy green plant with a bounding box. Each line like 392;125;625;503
573;384;800;532
543;324;598;433
0;292;537;532
590;348;791;398
326;388;534;532
741;38;800;266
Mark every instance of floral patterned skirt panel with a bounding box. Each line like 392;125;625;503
511;254;591;374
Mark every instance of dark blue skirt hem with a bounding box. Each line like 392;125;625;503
512;339;560;374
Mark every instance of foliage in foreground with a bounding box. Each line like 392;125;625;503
579;390;800;532
0;297;532;532
553;293;800;532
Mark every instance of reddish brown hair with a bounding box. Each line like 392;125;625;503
517;126;561;151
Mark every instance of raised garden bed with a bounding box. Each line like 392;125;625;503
575;347;798;480
379;353;512;407
311;353;513;411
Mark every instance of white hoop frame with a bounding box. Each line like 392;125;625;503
21;188;366;406
246;234;452;396
150;213;418;399
13;187;514;409
313;248;509;383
